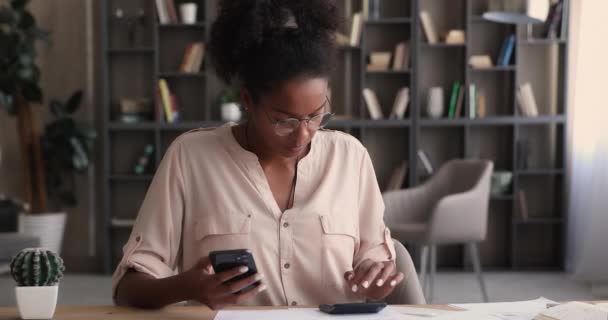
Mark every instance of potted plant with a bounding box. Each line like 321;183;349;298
1;1;96;253
218;88;243;122
18;91;96;254
10;248;65;319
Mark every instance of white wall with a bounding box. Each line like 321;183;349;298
566;0;608;297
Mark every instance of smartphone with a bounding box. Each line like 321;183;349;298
209;249;259;294
319;302;387;315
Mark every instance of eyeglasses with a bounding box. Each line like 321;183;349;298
264;97;334;137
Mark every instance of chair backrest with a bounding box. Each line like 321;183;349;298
427;159;494;244
385;239;426;305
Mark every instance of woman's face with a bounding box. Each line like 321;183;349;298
242;77;330;159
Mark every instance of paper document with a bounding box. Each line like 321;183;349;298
536;301;608;320
448;297;557;320
215;306;454;320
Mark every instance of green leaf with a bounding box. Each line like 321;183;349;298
49;99;63;117
64;90;82;114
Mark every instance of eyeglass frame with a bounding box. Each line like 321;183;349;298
261;96;334;136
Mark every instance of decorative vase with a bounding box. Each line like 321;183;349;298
427;87;445;119
221;102;243;122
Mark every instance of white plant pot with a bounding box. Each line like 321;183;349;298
15;286;58;319
18;212;67;254
427;87;445;119
221;102;243;122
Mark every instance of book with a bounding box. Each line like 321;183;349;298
362;88;384;120
544;1;563;39
189;42;205;73
390;87;410;119
350;12;363;47
419;11;438;44
158;79;174;123
170;93;180;122
517;189;529;221
519;83;539;117
385;161;408;191
454;85;465;118
179;43;195;72
469;84;476;119
417;150;434;175
497;34;515;66
392;41;409;71
502;34;515;66
154;0;169;25
477;89;486;118
447;82;460;118
165;0;178;23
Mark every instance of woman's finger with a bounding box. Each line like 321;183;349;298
358;261;385;290
374;262;395;287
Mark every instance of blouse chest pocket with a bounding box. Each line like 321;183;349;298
318;213;358;250
195;211;252;253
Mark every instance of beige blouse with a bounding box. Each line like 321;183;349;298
112;122;396;306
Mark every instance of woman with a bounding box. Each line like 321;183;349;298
113;0;406;309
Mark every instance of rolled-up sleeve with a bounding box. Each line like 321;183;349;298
111;140;186;302
353;150;396;269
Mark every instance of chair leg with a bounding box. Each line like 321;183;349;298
468;243;489;302
419;245;429;296
428;245;437;303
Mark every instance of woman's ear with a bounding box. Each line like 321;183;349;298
240;87;253;113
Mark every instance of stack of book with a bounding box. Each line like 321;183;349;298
179;42;205;73
119;98;153;123
157;78;180;123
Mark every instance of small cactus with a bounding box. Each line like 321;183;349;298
10;248;65;287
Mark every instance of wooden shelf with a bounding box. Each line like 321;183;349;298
158;22;206;28
158;72;206;79
109;174;154;182
108;122;158;130
366;70;411;75
521;38;567;45
365;17;412;25
515;218;563;225
111;218;135;228
517;169;564;176
469;66;516;72
421;43;466;48
107;47;154;54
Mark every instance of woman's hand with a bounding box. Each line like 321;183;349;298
180;256;266;309
343;259;404;301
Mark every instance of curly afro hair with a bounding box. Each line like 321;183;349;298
208;0;340;102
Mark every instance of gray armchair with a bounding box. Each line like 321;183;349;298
383;159;493;303
386;239;426;304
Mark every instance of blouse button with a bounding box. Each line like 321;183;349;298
135;235;141;242
284;263;291;269
283;222;289;228
291;301;297;306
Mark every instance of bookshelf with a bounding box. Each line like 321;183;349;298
101;0;569;273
